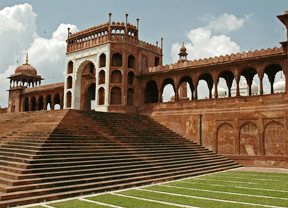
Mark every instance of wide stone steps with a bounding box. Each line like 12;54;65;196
0;109;241;207
0;149;215;165
0;163;239;208
0;160;237;201
0;158;232;193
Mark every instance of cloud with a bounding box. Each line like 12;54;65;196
27;23;78;85
206;13;246;34
169;13;249;99
171;13;247;63
0;4;78;107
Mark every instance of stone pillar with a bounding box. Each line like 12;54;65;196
195;84;198;100
175;86;179;102
236;79;240;97
260;77;264;95
214;81;218;99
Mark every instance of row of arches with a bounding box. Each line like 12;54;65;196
10;78;41;89
144;64;286;103
67;53;136;75
217;121;286;156
110;28;137;37
66;86;135;109
66;70;134;90
111;53;135;69
23;93;63;112
67;30;108;45
111;70;135;85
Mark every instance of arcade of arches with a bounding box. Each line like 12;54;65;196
22;90;63;112
143;63;287;103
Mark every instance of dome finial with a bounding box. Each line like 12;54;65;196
281;71;283;80
26;53;28;64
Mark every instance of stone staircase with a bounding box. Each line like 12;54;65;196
0;110;241;207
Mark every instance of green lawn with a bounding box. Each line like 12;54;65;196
25;170;288;208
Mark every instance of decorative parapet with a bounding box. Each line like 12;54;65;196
22;82;64;93
68;22;110;40
143;46;285;73
138;40;161;53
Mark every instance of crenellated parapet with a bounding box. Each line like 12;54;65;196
138;40;161;53
66;14;160;54
143;46;285;73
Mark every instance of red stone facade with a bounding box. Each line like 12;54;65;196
5;11;288;168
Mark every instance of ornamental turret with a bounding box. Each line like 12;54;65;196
178;41;188;62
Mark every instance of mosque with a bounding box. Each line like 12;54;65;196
3;11;288;169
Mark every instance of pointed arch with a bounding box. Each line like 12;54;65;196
112;53;122;67
98;87;105;105
66;91;72;108
127;71;135;85
144;80;158;104
218;70;234;97
240;122;259;156
264;64;283;94
177;76;194;100
54;93;61;110
30;97;36;111
67;76;72;89
128;55;135;69
217;123;235;154
110;87;122;105
23;97;29;112
264;121;286;156
67;61;73;74
37;96;44;110
161;78;176;102
111;70;122;84
99;53;106;68
197;73;213;99
99;70;105;85
127;88;134;106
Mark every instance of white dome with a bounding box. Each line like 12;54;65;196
251;81;258;95
213;84;226;98
274;77;285;93
218;86;226;97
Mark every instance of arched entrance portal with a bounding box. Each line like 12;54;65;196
86;83;96;110
78;60;96;110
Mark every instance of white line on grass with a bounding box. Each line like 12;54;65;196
40;205;56;208
209;175;282;182
80;198;125;208
159;184;288;200
219;172;288;179
138;188;286;208
179;181;288;193
193;177;259;184
16;203;56;208
112;193;199;208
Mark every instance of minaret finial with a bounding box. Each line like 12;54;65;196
26;53;28;64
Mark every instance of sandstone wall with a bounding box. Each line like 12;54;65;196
140;93;288;168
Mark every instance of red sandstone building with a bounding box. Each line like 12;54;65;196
5;12;288;168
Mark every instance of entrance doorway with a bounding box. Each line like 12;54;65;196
87;83;96;110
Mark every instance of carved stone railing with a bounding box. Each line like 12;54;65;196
143;46;285;73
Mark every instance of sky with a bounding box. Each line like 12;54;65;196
0;0;288;107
